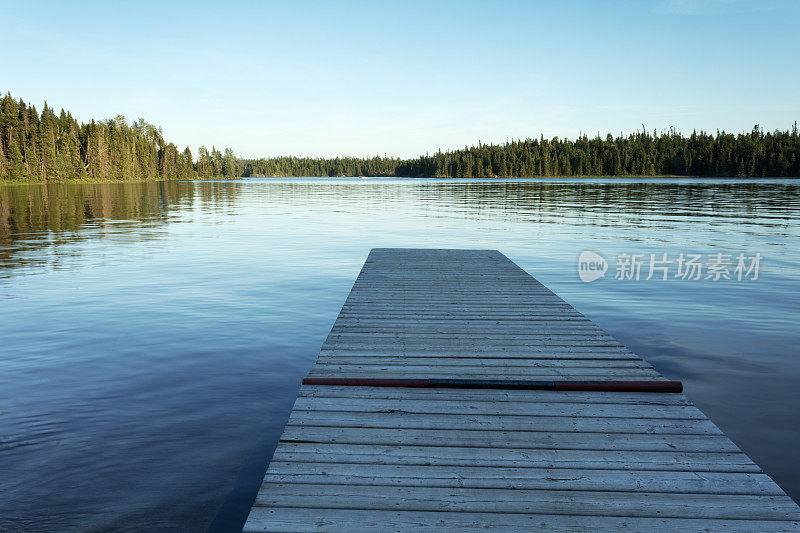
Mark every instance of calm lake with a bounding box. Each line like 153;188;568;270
1;177;798;531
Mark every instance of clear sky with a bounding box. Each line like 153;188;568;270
2;0;798;158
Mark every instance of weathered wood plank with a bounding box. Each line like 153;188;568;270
307;365;660;376
318;348;640;359
256;483;800;520
262;462;782;495
297;385;695;404
319;349;635;359
271;442;761;472
324;333;619;341
335;313;591;319
289;396;705;418
313;357;653;367
328;327;607;335
279;426;738;452
305;370;664;380
286;410;723;435
328;319;608;327
244;507;800;532
324;335;625;343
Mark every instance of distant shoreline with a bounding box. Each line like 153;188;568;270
3;175;797;186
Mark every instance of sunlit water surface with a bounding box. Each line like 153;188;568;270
1;178;798;531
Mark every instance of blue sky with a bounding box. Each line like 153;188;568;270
2;0;798;158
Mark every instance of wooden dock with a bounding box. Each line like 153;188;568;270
244;248;800;531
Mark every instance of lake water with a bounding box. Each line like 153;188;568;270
1;177;798;531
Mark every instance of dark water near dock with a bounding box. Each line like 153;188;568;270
1;178;798;531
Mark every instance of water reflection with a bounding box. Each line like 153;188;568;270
3;179;797;271
0;182;247;275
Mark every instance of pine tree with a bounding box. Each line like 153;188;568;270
0;140;7;180
5;134;25;180
24;104;41;179
181;147;194;178
38;103;58;180
198;146;213;177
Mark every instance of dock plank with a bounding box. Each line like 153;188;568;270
247;507;799;532
271;443;762;472
257;483;800;520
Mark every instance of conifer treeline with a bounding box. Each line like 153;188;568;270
242;126;800;178
0;93;241;182
240;156;400;177
2;92;799;181
394;127;800;178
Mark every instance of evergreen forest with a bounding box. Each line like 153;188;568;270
2;92;798;182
